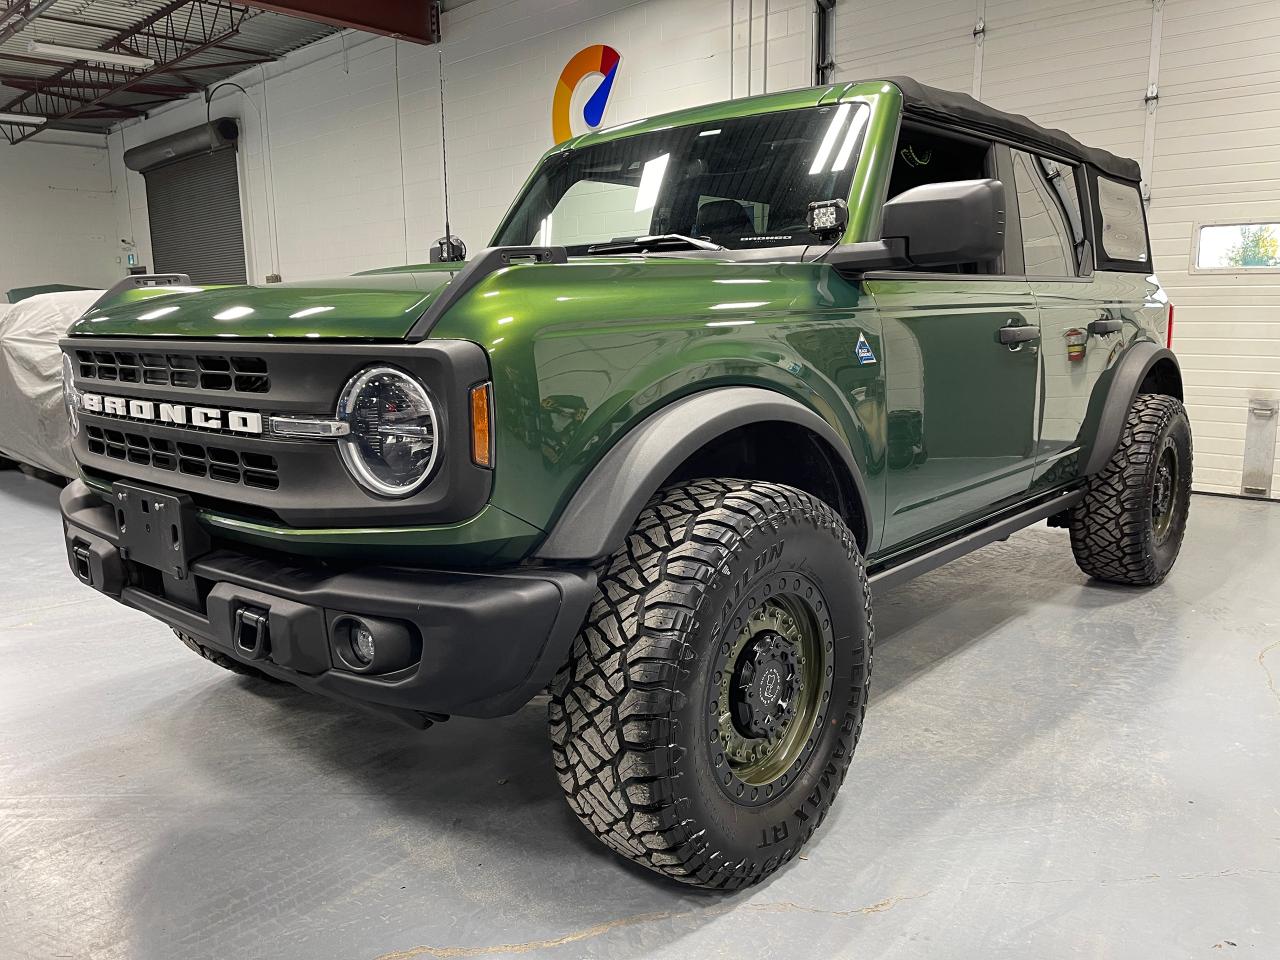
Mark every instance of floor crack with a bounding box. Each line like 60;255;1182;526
1260;639;1280;715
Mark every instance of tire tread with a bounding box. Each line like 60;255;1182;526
1069;393;1192;585
548;479;872;890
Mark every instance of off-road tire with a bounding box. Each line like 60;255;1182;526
173;629;280;682
548;479;873;890
1069;393;1192;585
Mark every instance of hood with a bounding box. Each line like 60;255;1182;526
68;267;460;340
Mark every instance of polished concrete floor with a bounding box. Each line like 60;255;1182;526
1;469;1276;959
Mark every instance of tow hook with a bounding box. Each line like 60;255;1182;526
234;606;271;660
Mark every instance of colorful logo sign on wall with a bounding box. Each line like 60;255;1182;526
552;44;621;144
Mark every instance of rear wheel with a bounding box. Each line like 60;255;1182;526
1069;393;1192;585
548;479;873;889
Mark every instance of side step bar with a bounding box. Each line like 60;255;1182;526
868;488;1085;592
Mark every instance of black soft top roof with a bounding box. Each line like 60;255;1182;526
886;77;1142;183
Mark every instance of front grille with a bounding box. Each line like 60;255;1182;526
76;349;270;393
85;424;279;490
66;336;490;527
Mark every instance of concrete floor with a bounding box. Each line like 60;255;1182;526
1;470;1277;960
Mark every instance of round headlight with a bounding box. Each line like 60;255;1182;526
336;365;439;498
61;353;80;438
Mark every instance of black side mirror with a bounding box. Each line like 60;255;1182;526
823;178;1006;276
881;178;1005;268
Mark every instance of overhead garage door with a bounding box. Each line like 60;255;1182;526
832;0;976;93
143;147;248;285
1147;0;1280;497
832;0;1280;499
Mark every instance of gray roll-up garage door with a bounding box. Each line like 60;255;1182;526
143;147;247;284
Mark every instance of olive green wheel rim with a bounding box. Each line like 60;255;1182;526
1152;441;1179;544
711;583;833;803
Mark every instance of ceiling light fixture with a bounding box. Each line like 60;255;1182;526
27;40;155;69
0;112;47;125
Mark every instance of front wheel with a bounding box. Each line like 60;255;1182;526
1069;393;1193;585
173;629;281;682
548;480;873;890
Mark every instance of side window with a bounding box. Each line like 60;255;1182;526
1039;158;1089;273
1011;150;1075;277
1096;176;1149;264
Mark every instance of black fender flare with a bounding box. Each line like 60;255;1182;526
534;386;873;561
1080;342;1182;476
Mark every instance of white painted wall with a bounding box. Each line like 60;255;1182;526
833;0;1280;499
0;139;118;297
104;0;813;285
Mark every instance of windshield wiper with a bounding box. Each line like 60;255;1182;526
587;234;725;254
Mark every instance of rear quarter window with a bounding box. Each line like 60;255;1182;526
1095;175;1150;267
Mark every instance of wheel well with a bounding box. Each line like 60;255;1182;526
1138;357;1182;400
662;421;869;550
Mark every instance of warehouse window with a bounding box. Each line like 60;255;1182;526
1193;222;1280;272
1095;176;1149;265
143;148;247;284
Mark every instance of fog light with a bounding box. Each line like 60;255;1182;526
351;622;375;665
332;614;417;674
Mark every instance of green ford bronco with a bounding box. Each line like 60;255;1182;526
59;77;1190;889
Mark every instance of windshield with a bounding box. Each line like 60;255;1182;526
493;103;869;255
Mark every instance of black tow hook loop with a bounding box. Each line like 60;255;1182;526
234;606;271;661
71;543;93;585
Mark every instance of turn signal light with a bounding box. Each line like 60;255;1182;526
470;382;493;467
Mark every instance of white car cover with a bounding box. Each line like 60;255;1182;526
0;290;103;478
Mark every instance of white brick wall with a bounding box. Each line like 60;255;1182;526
0;138;118;296
102;0;812;284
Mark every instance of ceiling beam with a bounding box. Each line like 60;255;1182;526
0;51;157;73
30;11;278;60
0;0;59;47
168;55;275;72
74;109;146;120
0;76;146;114
3;1;262;144
238;0;440;45
0;73;200;96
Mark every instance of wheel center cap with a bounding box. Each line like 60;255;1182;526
760;666;782;704
729;631;800;740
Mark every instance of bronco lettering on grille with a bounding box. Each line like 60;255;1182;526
77;391;263;435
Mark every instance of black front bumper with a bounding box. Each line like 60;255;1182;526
60;480;596;726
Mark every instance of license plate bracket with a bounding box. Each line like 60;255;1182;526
112;482;210;579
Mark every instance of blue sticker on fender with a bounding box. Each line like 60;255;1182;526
855;332;877;365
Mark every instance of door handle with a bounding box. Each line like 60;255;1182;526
1089;318;1122;336
998;325;1041;346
